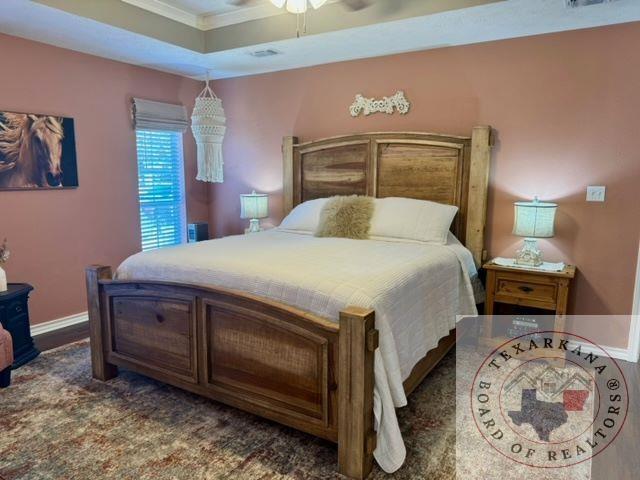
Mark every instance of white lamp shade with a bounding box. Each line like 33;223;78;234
240;191;269;219
270;0;328;13
270;0;328;12
513;198;557;238
286;0;307;13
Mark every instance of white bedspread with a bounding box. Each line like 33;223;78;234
117;229;480;473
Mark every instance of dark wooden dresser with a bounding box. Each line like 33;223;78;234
0;284;39;368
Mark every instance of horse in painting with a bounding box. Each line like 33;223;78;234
0;113;65;188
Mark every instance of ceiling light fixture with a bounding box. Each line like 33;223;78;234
270;0;328;14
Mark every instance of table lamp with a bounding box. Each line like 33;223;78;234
512;197;557;266
240;190;269;233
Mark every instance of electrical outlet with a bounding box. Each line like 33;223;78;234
586;186;606;202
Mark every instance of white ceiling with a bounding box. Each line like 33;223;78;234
1;0;639;79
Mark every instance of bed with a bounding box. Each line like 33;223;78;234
85;128;492;479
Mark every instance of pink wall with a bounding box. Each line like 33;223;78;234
0;34;207;325
210;24;640;347
2;24;638;348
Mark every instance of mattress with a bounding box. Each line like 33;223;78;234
117;229;481;473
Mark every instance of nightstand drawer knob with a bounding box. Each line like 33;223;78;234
518;286;534;293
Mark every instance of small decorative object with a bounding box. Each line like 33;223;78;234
187;223;209;243
240;190;269;233
0;111;78;190
191;78;226;183
512;197;557;266
349;91;410;117
507;316;543;343
0;238;8;292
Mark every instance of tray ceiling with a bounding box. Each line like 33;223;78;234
1;0;639;79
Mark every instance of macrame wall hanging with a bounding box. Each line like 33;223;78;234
191;78;226;183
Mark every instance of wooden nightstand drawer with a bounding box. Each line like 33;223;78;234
495;276;557;307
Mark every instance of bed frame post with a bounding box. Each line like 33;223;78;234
85;265;117;381
466;125;493;267
282;135;298;216
338;307;378;479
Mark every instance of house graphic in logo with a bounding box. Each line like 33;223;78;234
503;366;593;441
504;365;592;401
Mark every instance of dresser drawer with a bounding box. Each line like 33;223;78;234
1;298;28;322
3;312;31;340
494;275;557;308
0;284;38;368
108;295;197;383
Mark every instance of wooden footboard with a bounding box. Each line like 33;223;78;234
86;265;377;479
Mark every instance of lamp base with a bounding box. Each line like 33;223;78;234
247;218;262;233
515;238;543;267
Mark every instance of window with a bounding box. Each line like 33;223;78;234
135;130;186;251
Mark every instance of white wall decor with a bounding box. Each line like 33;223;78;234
191;79;226;183
349;91;410;117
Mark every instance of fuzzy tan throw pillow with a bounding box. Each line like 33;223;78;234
315;195;374;239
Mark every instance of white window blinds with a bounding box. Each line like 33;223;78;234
135;130;186;251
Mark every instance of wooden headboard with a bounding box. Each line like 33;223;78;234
282;127;492;266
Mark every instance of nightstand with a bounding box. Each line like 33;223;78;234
482;261;576;347
0;284;39;368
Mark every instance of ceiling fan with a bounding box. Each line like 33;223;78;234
227;0;373;12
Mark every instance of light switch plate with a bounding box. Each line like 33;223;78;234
586;186;606;202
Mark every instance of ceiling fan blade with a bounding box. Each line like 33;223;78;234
226;0;252;6
340;0;373;11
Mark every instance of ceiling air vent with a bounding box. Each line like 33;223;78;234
248;49;282;58
566;0;615;7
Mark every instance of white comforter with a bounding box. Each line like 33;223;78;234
117;229;480;473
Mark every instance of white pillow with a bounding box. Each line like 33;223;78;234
369;197;458;245
278;198;329;233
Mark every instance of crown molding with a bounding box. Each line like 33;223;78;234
198;4;279;29
122;0;201;28
122;0;293;30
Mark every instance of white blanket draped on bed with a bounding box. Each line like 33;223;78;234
117;229;481;473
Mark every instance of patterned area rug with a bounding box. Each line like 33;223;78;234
0;341;455;480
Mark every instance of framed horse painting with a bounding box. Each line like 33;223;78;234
0;110;78;190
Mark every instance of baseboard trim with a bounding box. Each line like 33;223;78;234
30;312;89;337
573;340;634;363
